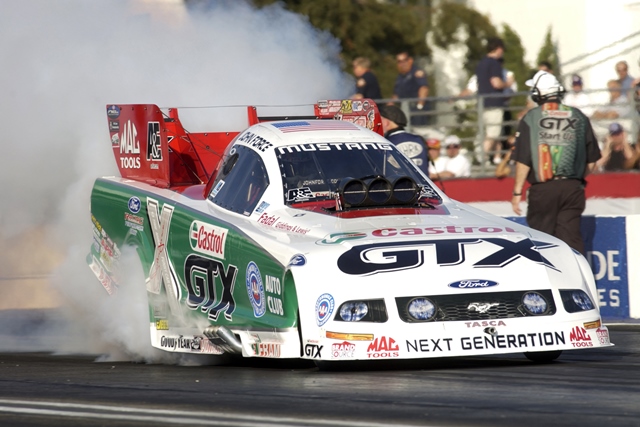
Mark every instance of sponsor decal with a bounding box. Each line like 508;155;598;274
467;302;500;313
331;341;356;359
337;238;558;276
465;320;507;328
569;326;593;348
189;220;227;260
340;99;353;113
88;255;117;295
109;120;120;132
159;335;222;354
147;198;182;316
246;262;266;318
124;212;144;232
372;226;518;237
257;212;279;226
146;121;162;161
107;105;121;118
366;336;399;358
237;131;273;152
255;201;270;214
304;343;323;358
317;232;367;245
211;180;224;198
405;338;453;353
128;196;141;214
536;116;577;145
276;141;390;154
461;332;565;350
286;187;313;203
315;293;335;327
253;343;281;358
288;254;306;267
273;221;310;235
449;279;499;289
119;120;141;169
542;109;572;118
155;319;169;330
352;100;363;112
184;254;237;321
265;275;284;316
111;133;120;146
596;327;610;345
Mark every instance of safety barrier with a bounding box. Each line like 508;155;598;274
385;86;640;177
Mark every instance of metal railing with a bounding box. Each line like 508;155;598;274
383;87;640;177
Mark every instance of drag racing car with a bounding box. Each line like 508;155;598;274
88;99;612;364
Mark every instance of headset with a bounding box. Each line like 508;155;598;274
530;71;566;104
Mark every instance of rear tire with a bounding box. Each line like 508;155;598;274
524;350;562;363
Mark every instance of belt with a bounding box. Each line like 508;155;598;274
552;176;568;180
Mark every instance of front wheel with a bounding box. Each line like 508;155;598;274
524;350;562;363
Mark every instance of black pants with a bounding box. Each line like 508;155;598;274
526;179;586;255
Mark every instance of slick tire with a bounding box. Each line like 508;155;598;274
524;350;562;363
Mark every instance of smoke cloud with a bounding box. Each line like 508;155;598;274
0;0;351;361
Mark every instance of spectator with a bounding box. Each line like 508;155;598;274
596;123;637;171
591;79;632;120
352;57;382;101
615;60;634;97
564;74;593;117
476;37;512;165
538;61;553;74
431;135;471;179
392;51;430;126
379;104;429;176
511;71;601;255
495;136;516;179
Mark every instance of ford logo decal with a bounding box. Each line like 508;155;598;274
448;279;498;289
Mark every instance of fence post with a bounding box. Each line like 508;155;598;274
476;94;486;174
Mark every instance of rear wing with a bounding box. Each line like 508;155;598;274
105;99;381;189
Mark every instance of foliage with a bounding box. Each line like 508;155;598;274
431;2;498;75
501;23;530;107
535;26;561;76
251;0;431;98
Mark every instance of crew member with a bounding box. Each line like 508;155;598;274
511;71;601;254
379;104;429;176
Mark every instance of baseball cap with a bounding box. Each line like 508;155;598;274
609;122;623;135
571;74;583;86
444;135;461;147
525;71;564;96
378;104;407;127
426;138;441;149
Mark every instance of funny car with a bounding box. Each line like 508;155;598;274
88;99;612;364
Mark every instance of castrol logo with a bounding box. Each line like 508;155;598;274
189;221;228;259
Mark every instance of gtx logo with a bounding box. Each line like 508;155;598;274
337;238;557;276
467;302;500;313
184;254;237;321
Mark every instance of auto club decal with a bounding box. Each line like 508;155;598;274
337;238;558;276
246;261;266;318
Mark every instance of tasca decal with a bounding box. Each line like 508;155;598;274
147;198;182;315
184;254;237;321
337;238;557;276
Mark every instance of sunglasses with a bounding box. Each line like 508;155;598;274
446;144;460;149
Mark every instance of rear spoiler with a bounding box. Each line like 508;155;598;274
105;99;381;189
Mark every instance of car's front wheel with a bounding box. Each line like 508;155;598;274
524;350;562;363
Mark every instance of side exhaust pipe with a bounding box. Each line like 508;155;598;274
204;326;243;354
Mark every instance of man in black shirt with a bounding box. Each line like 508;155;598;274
476;37;510;164
352;57;382;101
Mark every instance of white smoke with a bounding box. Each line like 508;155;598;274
0;0;350;361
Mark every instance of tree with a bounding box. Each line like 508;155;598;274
250;0;431;98
536;26;561;76
501;23;530;106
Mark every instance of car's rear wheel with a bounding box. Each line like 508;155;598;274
524;350;562;363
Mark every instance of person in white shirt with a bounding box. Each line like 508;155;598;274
431;135;471;179
564;74;593;117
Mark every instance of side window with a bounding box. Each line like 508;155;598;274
209;146;269;215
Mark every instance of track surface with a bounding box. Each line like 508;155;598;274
0;321;639;427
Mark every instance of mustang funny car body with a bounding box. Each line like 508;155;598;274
88;100;612;364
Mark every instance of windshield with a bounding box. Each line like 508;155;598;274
276;141;440;205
